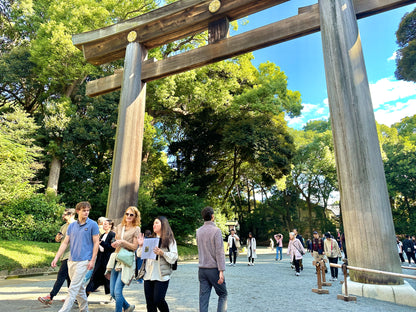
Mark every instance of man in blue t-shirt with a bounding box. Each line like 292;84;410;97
52;201;100;312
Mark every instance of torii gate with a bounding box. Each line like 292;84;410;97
73;0;416;301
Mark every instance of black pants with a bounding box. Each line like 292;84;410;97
292;256;300;273
229;248;237;264
328;257;338;278
50;259;70;299
406;251;416;264
399;253;405;263
144;280;170;312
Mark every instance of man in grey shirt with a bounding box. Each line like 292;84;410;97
196;206;227;312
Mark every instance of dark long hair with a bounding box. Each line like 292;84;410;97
156;216;175;248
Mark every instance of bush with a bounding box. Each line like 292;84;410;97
0;194;66;242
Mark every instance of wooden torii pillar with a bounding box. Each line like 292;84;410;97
73;0;414;283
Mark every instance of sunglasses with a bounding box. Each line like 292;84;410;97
125;213;135;217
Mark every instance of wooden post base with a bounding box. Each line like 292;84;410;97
337;294;357;301
322;282;332;286
312;288;329;294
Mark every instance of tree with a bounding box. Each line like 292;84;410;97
395;8;416;82
0;105;43;203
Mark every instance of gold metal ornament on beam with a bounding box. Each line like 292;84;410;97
127;31;137;42
209;0;221;13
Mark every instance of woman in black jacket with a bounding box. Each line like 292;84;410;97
86;219;116;296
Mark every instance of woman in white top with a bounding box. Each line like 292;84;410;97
246;232;257;266
138;216;178;312
227;229;240;266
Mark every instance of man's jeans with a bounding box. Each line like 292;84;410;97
276;247;283;260
59;260;89;312
199;268;227;312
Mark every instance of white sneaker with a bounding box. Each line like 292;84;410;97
232;263;236;266
333;278;338;281
228;263;233;266
295;272;300;276
251;263;254;266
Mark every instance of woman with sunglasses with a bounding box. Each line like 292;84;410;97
110;206;141;312
137;216;178;312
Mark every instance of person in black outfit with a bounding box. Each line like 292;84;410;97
403;235;416;265
86;219;116;296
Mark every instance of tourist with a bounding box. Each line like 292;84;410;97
311;231;327;273
51;201;100;312
324;232;341;281
137;216;178;312
196;206;227;312
227;229;240;266
86;219;115;297
246;232;257;266
38;208;76;305
269;238;274;251
397;236;405;263
108;206;141;312
274;233;283;261
403;235;416;265
292;228;304;270
287;232;305;276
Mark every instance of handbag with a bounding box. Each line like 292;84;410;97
115;226;135;267
137;259;146;279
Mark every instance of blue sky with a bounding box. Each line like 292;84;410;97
232;1;416;130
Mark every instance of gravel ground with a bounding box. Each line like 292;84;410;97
1;248;415;311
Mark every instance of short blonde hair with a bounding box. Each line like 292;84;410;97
121;206;141;227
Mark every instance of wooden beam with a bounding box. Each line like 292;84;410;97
73;0;288;65
86;0;416;97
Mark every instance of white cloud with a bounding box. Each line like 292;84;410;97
374;98;416;126
387;51;396;62
369;77;416;109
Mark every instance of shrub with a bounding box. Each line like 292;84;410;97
0;194;66;242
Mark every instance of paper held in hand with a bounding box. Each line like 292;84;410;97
141;237;160;260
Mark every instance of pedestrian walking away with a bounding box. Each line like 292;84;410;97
397;236;405;263
38;208;76;305
50;201;100;312
107;206;141;312
246;232;257;266
196;206;227;312
137;216;178;312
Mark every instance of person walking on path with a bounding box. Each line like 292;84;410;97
137;216;178;312
227;229;240;266
324;232;341;281
403;235;416;265
38;208;76;305
397;236;405;263
246;232;257;266
51;201;100;312
107;206;141;312
274;233;283;261
311;231;327;273
293;228;304;271
287;232;305;276
86;219;115;297
196;206;227;312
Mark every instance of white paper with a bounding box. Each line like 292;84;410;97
141;237;160;260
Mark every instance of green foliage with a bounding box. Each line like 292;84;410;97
0;106;43;203
395;8;416;82
0;194;66;242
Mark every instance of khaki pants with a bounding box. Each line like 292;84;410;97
312;251;327;271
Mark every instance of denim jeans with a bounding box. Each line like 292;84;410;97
199;268;227;312
276;247;283;260
50;259;70;299
110;268;131;312
144;280;170;312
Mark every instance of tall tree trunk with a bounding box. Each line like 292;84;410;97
47;156;61;195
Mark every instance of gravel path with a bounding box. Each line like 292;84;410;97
1;248;415;311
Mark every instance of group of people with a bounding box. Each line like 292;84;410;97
397;235;416;265
38;202;179;312
38;203;227;312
